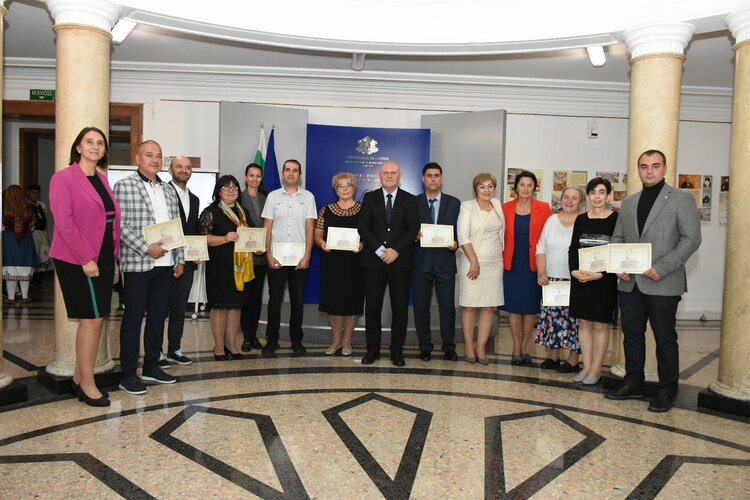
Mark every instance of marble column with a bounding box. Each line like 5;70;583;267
608;23;695;380
700;8;750;415
42;0;121;383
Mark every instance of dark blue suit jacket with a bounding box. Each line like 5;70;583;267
413;192;460;274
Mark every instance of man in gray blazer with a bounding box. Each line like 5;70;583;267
605;149;701;412
115;140;185;395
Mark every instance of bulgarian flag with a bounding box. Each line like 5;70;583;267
254;126;266;169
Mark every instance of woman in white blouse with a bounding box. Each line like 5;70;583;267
534;186;583;373
457;173;505;364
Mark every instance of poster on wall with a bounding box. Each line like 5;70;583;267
305;124;430;303
679;174;712;223
595;171;627;211
505;168;544;202
720;176;729;226
550;170;587;213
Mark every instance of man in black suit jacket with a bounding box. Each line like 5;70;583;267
358;161;419;366
161;156;200;367
414;162;461;362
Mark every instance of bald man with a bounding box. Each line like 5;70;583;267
358;161;419;366
158;156;200;369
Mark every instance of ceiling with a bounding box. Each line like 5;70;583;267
2;0;743;90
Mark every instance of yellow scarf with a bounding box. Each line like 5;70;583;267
219;202;254;291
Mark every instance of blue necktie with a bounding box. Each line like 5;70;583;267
386;193;393;224
429;198;436;224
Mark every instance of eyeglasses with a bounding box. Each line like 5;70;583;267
336;183;354;189
220;185;239;191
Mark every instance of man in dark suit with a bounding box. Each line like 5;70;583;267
159;156;200;368
605;149;701;413
414;162;461;362
358;161;419;366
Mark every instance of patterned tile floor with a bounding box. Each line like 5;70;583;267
1;283;747;499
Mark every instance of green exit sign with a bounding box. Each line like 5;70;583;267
30;89;55;101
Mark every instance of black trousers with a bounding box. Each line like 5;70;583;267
619;284;681;395
166;264;195;354
412;270;456;352
363;267;411;354
240;264;267;339
120;267;173;377
266;266;307;343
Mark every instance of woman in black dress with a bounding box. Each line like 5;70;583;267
314;172;364;356
569;177;618;385
199;175;254;360
49;127;121;407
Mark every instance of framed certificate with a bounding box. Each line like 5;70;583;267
326;227;360;251
607;243;652;274
578;245;609;272
143;218;185;250
542;281;571;307
420;224;454;248
184;236;209;261
235;227;266;253
272;242;306;267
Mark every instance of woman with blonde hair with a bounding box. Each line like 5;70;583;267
457;173;505;364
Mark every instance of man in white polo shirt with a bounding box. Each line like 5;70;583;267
261;159;317;356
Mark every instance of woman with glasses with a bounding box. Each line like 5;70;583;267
199;175;254;360
314;172;364;356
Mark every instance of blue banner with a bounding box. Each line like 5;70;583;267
305;124;430;303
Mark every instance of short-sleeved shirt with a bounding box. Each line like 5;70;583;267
536;214;574;279
261;187;317;244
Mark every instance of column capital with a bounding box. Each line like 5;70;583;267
622;22;695;59
43;0;122;32
727;8;750;44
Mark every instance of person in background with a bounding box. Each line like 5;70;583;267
199;175;254;360
502;171;552;365
26;184;51;291
314;172;364;356
535;186;582;373
158;156;200;369
49;127;120;406
457;173;505;364
239;162;268;352
568;177;619;386
2;185;38;304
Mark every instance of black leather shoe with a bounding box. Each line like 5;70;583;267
540;358;560;370
419;350;431;361
241;340;253;352
557;361;580;373
251;339;263;349
291;343;307;355
214;353;228;361
361;352;380;365
648;391;675;413
72;381;108;398
262;340;279;357
605;384;645;400
444;350;459;361
391;353;405;367
77;386;111;407
227;351;245;360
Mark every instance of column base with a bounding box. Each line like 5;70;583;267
697;388;750;418
601;373;663;397
37;365;122;395
0;380;28;406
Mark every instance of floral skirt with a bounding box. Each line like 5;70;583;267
535;278;580;352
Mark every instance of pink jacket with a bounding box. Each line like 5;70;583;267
49;163;121;265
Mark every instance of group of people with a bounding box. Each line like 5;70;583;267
47;126;701;414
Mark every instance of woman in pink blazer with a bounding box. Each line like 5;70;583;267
49;127;121;407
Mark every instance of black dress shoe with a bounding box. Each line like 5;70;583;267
72;381;108;398
540;358;560;370
77;386;111;407
262;340;279;357
227;351;245;360
648;391;675;413
214;353;228;361
391;353;405;367
251;339;263;349
419;350;431;361
444;350;459;361
291;342;307;355
557;361;580;373
605;384;645;400
241;340;253;352
361;352;380;365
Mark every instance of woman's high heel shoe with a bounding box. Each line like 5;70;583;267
214;352;228;361
325;345;342;355
77;386;110;407
224;346;244;360
72;380;108;398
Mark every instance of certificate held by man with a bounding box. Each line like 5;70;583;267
143;218;185;250
272;242;306;267
235;227;266;253
578;245;608;272
607;243;652;274
420;223;454;248
326;227;360;251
